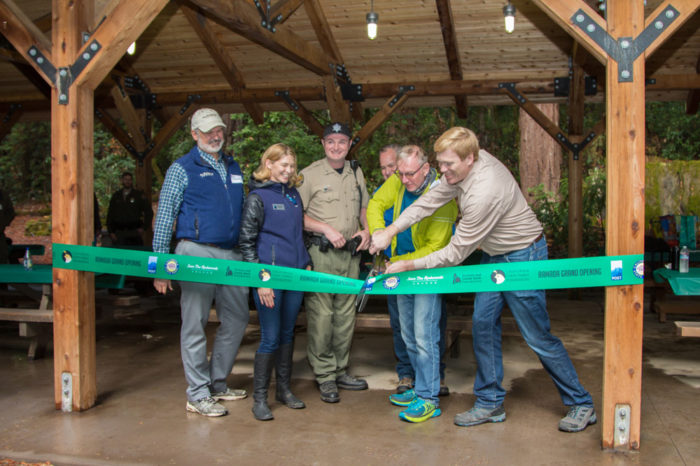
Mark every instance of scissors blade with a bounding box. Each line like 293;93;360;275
355;255;382;313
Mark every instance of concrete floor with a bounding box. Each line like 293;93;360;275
0;290;699;465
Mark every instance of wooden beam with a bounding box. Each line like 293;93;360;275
269;0;304;25
0;103;22;141
602;0;645;451
145;101;199;163
530;0;608;64
0;0;53;84
95;107;138;156
500;84;572;153
51;0;96;413
304;0;342;63
643;0;700;59
276;92;324;137
7;72;700;115
190;0;332;76
72;0;169;90
324;75;351;125
567;45;585;300
349;91;411;155
110;78;147;151
181;4;264;124
435;0;467;118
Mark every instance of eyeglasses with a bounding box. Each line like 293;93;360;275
396;162;426;178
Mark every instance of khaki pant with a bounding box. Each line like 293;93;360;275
305;245;361;383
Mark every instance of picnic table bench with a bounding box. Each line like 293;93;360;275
0;264;126;359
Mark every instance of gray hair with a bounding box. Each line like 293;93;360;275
398;145;427;164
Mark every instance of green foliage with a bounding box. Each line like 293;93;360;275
646;102;700;160
529;166;606;258
0;122;51;202
228;112;323;183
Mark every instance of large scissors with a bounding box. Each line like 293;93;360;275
355;254;384;313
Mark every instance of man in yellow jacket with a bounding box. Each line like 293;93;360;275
367;145;457;423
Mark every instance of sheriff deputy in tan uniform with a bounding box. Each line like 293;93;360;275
298;122;371;403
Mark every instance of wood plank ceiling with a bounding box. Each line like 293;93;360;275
1;0;699;121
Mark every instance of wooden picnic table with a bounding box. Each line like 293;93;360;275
652;268;700;334
0;264;126;359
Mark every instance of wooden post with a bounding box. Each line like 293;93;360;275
51;0;97;411
568;50;585;300
602;0;645;450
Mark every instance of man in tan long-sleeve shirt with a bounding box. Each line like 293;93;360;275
370;126;596;433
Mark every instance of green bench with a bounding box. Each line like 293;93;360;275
0;264;126;359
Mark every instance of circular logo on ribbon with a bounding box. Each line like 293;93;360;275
165;259;179;275
258;269;271;282
62;250;72;264
490;270;506;285
633;260;644;279
383;276;400;290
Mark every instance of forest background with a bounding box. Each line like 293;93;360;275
0;101;697;258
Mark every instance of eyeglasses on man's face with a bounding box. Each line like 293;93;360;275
396;162;426;178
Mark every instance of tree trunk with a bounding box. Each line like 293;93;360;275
518;104;562;203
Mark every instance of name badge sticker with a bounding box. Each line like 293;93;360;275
230;174;243;184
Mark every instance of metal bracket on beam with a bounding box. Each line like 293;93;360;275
179;94;200;115
254;0;277;32
614;404;631;447
553;76;598;97
341;83;364;102
275;90;299;111
27;39;101;105
499;81;601;161
27;46;56;83
571;5;678;82
389;85;414;108
61;372;72;412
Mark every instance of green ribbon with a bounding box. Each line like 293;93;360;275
52;243;643;294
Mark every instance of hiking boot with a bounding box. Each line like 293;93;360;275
336;374;368;390
396;377;413;394
454;405;506;427
438;379;449;397
211;388;247;401
390;389;417;407
186;397;228;417
399;398;441;423
319;381;340;403
558;405;597;432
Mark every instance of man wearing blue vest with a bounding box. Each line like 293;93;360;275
152;108;250;417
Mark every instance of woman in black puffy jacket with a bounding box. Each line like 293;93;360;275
239;143;312;421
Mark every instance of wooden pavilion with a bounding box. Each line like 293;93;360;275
0;0;699;451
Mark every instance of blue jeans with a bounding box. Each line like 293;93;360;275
388;295;447;381
397;293;442;404
472;236;593;409
253;288;304;354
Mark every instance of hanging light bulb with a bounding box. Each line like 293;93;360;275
503;2;516;34
366;0;378;40
127;42;136;55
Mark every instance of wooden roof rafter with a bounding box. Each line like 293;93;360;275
435;0;467;118
270;0;305;25
181;4;265;124
188;0;333;76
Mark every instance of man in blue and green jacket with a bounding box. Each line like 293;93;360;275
367;145;458;423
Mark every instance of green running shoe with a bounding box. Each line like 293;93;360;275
399;398;441;423
389;388;416;407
